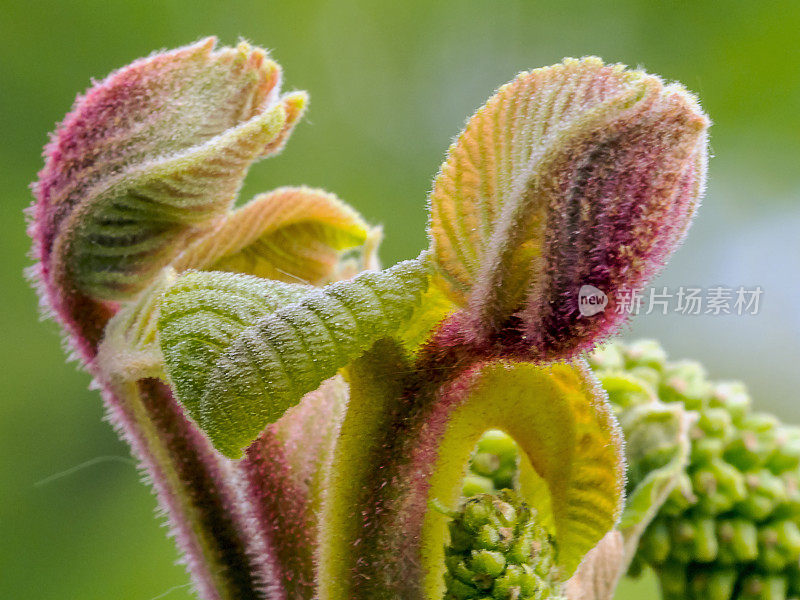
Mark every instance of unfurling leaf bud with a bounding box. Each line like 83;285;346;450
34;37;307;297
442;491;564;600
428;58;709;362
159;256;430;456
30;38;308;349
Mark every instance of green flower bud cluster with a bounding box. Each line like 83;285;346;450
463;430;521;497
463;340;800;600
589;340;800;600
443;490;565;600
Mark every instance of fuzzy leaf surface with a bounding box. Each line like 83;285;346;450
172;186;370;286
33;37;307;301
421;359;625;582
159;257;430;456
158;270;309;415
98;268;177;380
428;57;708;360
237;377;349;599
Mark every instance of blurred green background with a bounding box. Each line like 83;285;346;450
1;1;798;598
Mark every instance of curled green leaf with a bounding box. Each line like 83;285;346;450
97;267;177;380
159;256;431;457
158;270;310;414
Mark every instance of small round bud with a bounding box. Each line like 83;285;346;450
624;340;669;371
443;491;564;599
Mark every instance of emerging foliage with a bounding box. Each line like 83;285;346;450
427;360;624;579
429;57;708;361
28;39;717;600
171;186;372;285
159;256;431;456
318;347;624;600
33;37;306;302
465;341;800;600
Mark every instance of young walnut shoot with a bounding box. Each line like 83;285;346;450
30;37;716;600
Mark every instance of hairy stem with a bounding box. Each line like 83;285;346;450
47;290;270;599
319;336;623;600
101;376;267;599
235;378;348;599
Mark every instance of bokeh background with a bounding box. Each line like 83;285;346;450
1;1;798;598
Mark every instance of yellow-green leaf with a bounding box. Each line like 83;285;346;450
97;268;177;380
172;186;371;285
318;350;624;599
157;270;310;420
421;359;625;583
398;283;457;353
